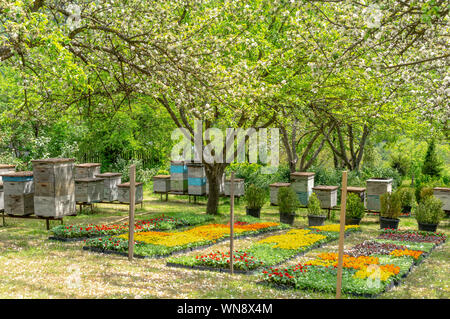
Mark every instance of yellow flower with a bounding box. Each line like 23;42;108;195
117;222;280;247
257;229;326;250
310;224;360;232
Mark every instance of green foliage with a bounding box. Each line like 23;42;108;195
244;184;266;209
156;169;170;175
307;193;323;216
227;163;290;191
278;187;299;214
414;174;449;203
380;191;402;219
390;153;411;176
397;187;416;208
346;193;365;219
415;196;444;225
422;139;443;177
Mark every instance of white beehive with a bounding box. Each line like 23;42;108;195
312;185;339;209
290;172;315;206
153;175;171;193
75;163;101;179
366;178;393;212
94;172;122;202
32;158;76;217
75;178;104;204
1;171;34;216
223;178;245;197
269;183;291;205
117;182;144;204
433;187;450;212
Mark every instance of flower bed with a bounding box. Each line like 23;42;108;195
166;225;361;272
84;221;289;258
50;212;214;240
262;229;446;296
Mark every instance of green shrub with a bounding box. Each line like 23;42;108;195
244;184;266;209
419;187;434;202
380;191;402;219
397;187;416;208
346;193;365;219
278;187;299;214
415;196;444;225
390;153;411;177
307;193;324;216
422;139;443;178
156;169;170;175
227;163;290;192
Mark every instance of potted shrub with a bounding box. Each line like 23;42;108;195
415;196;444;232
307;193;327;226
398;187;416;216
277;187;299;225
345;193;365;225
244;184;266;218
379;191;402;229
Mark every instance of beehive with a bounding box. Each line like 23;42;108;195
117;182;144;204
433;187;450;212
32;158;76;217
206;173;225;195
312;185;338;209
170;161;188;194
269;183;291;205
75;178;104;204
153;175;171;193
0;164;16;183
290;172;315;205
366;178;392;212
94;173;122;202
187;163;206;195
347;186;366;207
75;163;101;179
1;171;34;216
223;178;245;197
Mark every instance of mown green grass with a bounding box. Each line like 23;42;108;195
0;189;448;299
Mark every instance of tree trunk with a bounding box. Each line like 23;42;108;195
205;163;227;215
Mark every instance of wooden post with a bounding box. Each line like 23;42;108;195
128;164;136;261
336;171;348;299
230;172;235;275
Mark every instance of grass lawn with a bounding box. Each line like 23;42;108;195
0;189;448;299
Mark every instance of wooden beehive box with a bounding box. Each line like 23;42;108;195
206;173;225;195
433;187;450;212
75;163;101;179
0;165;16;183
187;163;206;195
153;175;171;193
94;172;122;202
75;178;104;204
32;158;76;217
312;185;339;209
1;171;34;216
269;183;291;205
347;186;366;207
170;161;188;194
290;172;315;205
223;178;245;197
117;182;144;204
366;178;392;212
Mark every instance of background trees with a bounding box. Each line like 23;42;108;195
0;0;448;214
